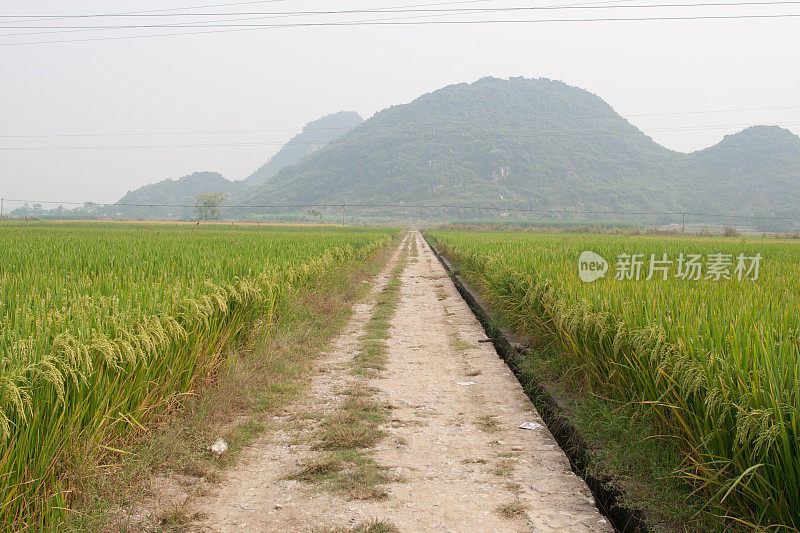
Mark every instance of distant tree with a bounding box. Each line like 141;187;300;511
195;193;226;221
722;225;742;237
307;208;322;222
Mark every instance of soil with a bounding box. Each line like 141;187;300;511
185;232;612;532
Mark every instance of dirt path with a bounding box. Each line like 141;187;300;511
191;231;611;532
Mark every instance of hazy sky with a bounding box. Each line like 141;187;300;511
1;0;799;211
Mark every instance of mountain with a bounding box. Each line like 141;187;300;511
243;111;364;187
245;77;682;211
109;172;249;219
118;171;246;205
680;126;800;219
102;111;362;219
243;77;800;229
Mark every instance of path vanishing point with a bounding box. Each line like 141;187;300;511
192;231;612;532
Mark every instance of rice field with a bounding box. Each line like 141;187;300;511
0;221;395;528
427;230;800;531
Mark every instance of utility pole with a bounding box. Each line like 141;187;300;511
681;211;686;234
341;204;345;227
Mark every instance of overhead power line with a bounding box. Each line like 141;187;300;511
0;0;491;23
7;8;800;29
5;198;800;222
4;1;800;26
1;106;798;139
0;0;619;38
2;121;799;150
0;0;626;39
0;0;289;23
3;12;800;46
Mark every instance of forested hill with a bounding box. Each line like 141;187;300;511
243;111;363;186
245;77;682;210
679;126;800;219
243;77;800;227
99;111;363;219
109;172;249;219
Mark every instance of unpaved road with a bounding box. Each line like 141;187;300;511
191;232;611;532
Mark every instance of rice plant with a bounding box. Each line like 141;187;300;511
0;221;395;529
428;230;800;531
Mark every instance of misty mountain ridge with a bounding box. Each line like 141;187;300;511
97;111;364;219
242;77;799;229
21;77;798;229
678;125;800;220
243;111;363;186
117;171;247;205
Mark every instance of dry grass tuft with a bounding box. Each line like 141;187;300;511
290;455;345;482
492;459;515;477
314;518;399;533
476;415;502;433
496;501;528;519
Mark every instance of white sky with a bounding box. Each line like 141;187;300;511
1;0;799;211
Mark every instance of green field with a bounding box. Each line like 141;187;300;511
427;230;799;530
0;221;395;528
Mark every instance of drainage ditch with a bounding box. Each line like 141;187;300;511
426;237;649;533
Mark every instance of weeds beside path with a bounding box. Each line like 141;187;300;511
123;232;611;532
71;233;402;532
186;235;411;532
